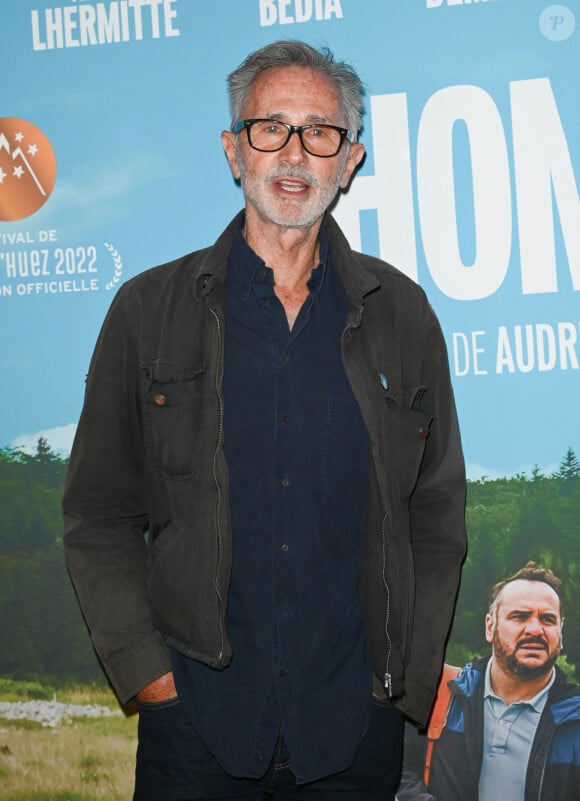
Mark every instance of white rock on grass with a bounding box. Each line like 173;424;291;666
0;700;122;728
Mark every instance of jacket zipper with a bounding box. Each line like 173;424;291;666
381;514;393;696
536;759;546;801
342;306;393;696
533;722;553;801
209;306;225;662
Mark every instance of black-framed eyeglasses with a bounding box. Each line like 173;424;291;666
232;118;355;158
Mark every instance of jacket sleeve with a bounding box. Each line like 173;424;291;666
62;283;172;705
402;298;467;724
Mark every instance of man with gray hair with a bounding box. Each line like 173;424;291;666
63;40;466;800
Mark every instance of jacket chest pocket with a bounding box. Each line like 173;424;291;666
142;360;205;478
384;386;433;499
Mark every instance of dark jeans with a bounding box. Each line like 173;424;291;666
134;695;403;801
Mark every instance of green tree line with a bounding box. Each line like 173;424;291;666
0;440;578;685
0;438;104;684
448;447;580;679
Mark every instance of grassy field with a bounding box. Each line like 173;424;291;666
0;682;138;801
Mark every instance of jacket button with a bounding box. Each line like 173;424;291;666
418;427;429;439
153;394;167;406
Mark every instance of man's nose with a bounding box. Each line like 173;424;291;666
524;616;544;635
280;130;308;162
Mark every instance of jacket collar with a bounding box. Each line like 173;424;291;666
193;210;381;305
453;656;580;718
321;213;380;306
193;212;242;302
453;656;488;699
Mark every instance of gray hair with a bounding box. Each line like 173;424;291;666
227;40;365;137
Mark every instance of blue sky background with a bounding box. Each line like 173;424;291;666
1;0;579;479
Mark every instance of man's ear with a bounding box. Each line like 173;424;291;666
339;142;365;190
485;613;494;644
221;130;241;180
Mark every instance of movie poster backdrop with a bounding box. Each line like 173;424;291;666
1;0;579;752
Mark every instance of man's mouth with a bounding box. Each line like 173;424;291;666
267;167;317;196
274;178;309;193
517;638;547;653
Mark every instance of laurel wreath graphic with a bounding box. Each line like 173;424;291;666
104;242;123;290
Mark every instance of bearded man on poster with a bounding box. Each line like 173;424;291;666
63;40;466;801
398;562;580;801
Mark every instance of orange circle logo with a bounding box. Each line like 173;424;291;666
0;118;57;222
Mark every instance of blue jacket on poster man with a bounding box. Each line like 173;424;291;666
398;656;580;801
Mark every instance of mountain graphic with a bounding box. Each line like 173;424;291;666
0;132;46;198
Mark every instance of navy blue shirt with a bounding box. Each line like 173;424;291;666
172;223;371;784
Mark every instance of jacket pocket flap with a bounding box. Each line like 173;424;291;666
141;360;204;384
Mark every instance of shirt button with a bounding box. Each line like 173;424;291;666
282;415;289;423
153;394;167;406
281;544;289;552
279;668;286;677
281;478;290;487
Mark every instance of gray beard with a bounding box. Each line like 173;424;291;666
237;149;346;231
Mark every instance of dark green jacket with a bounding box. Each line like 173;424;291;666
63;213;466;724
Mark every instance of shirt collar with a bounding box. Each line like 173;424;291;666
228;215;330;300
484;657;555;712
